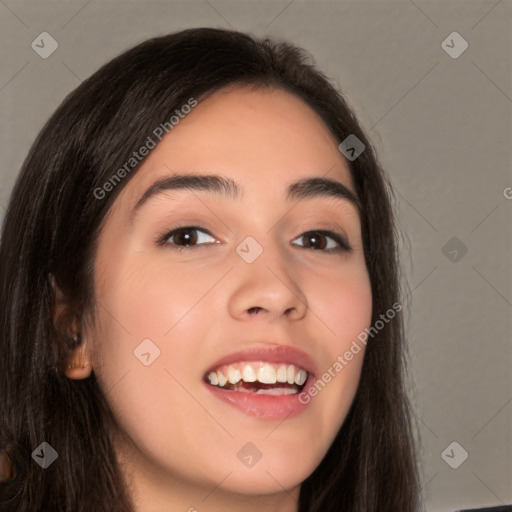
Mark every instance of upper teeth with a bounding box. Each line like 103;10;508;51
207;362;308;387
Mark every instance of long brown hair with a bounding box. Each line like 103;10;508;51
0;27;422;511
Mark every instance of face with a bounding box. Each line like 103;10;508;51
79;86;372;509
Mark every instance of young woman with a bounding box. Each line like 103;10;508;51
0;27;422;511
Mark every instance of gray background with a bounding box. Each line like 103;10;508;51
1;1;511;511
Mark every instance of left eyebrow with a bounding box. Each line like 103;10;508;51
130;172;362;222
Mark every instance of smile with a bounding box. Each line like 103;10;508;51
203;345;316;419
205;361;308;395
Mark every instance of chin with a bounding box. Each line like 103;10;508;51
218;467;310;496
207;444;321;495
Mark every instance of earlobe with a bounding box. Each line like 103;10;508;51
65;333;93;380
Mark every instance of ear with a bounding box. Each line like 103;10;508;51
64;338;93;380
0;449;16;482
49;273;93;380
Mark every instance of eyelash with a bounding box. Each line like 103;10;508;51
156;225;352;254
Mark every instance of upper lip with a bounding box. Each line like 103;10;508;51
204;343;318;377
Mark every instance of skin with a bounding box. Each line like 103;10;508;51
60;86;373;512
0;450;15;482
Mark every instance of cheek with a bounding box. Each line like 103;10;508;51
93;248;219;347
90;251;220;408
313;259;373;347
303;260;372;437
89;258;222;481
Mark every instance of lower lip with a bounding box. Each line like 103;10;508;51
204;379;312;419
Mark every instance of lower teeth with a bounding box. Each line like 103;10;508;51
213;381;301;395
241;387;298;395
206;376;305;395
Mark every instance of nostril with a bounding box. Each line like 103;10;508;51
248;307;262;314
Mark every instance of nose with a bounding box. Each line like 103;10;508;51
228;239;308;323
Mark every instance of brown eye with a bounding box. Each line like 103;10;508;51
292;230;351;253
162;226;216;250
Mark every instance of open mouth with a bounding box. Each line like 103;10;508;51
204;361;309;396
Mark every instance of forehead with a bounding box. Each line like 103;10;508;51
117;85;356;215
